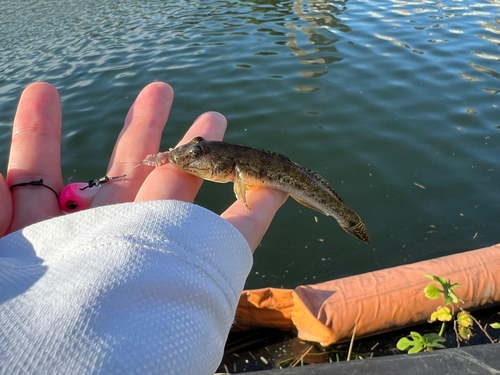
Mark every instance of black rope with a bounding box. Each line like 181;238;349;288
10;179;59;200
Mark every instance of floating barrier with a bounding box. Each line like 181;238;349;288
234;243;500;345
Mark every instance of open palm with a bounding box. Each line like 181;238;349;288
0;82;287;251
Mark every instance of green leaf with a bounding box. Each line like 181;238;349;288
398;331;446;354
423;333;446;348
491;313;500;329
396;337;413;351
408;341;424;354
424;333;439;341
442;284;460;304
409;331;424;341
449;283;461;291
429;306;453;322
445;284;461;304
424;274;446;285
424;284;442;299
423;274;462;305
397;332;426;354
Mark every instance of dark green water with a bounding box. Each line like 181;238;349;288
1;0;500;289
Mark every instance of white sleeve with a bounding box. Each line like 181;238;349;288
0;200;252;374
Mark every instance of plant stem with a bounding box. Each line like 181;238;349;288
462;307;497;344
439;322;446;337
347;322;357;361
453;317;460;348
291;345;314;368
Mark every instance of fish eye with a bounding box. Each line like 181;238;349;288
192;136;204;144
188;144;204;158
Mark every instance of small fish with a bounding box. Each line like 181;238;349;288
167;137;370;244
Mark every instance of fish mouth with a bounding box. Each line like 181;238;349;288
167;151;177;166
168;151;190;169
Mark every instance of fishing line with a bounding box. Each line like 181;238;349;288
59;151;171;213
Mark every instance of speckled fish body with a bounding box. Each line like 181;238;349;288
168;137;370;244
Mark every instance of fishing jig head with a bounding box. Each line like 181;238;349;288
59;174;126;213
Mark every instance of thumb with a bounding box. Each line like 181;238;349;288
221;187;288;252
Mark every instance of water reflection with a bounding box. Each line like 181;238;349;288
282;0;351;91
374;33;424;54
360;0;500;95
477;33;500;46
470;62;500;79
278;0;500;94
2;0;500;287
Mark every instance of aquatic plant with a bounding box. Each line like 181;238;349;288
423;274;462;305
491;313;500;330
396;331;445;354
397;274;497;354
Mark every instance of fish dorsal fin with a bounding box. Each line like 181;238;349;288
302;165;344;203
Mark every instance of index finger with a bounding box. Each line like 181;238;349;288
134;111;227;202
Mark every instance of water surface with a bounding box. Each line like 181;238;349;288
1;0;500;289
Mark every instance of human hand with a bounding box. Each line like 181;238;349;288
1;82;288;251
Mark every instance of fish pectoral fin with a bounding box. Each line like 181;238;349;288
291;195;327;215
233;165;251;210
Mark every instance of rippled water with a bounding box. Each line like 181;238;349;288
1;0;500;289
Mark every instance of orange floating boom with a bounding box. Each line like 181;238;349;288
234;243;500;345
